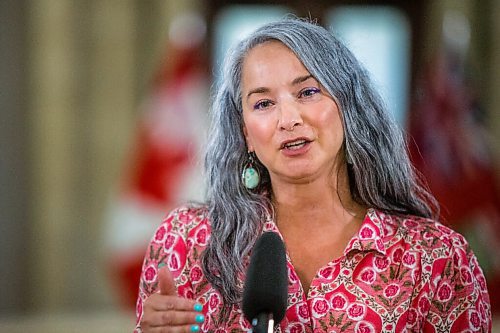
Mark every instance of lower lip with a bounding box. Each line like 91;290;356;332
280;142;312;157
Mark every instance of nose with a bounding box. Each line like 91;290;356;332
278;99;303;131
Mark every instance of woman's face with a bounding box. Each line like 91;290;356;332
241;41;345;185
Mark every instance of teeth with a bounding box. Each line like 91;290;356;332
284;140;307;149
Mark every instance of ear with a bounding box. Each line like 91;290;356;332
242;124;254;152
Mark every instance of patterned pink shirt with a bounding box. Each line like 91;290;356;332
134;206;491;332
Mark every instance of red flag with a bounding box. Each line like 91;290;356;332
104;13;208;308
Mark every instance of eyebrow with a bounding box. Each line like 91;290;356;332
291;74;314;85
245;74;315;100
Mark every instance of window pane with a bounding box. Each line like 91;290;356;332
212;5;293;79
326;6;411;125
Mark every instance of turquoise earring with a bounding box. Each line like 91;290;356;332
242;152;260;190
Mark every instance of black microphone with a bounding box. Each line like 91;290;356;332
242;232;288;333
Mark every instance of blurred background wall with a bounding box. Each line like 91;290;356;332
0;0;499;332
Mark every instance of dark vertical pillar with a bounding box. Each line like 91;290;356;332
0;0;30;313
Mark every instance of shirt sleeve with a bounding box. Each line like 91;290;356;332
424;232;491;332
133;207;194;333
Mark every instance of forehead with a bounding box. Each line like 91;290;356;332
241;41;310;86
243;40;299;65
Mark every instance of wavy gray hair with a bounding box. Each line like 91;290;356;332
201;18;439;305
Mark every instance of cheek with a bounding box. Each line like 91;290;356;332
245;125;266;149
243;116;276;147
316;105;343;136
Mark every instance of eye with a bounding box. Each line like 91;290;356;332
298;87;320;98
254;99;274;110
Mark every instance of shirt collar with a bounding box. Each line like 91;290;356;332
344;208;387;256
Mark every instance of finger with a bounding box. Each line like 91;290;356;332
149;295;200;312
146;324;201;333
148;310;205;327
158;266;176;296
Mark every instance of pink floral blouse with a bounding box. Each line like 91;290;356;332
134;206;491;332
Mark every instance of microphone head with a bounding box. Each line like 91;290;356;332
242;232;288;325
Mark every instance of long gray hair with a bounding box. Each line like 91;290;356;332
201;18;439;305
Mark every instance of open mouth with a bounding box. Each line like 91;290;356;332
280;139;310;150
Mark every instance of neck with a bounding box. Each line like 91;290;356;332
271;167;365;229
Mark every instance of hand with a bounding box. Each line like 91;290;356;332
140;266;204;332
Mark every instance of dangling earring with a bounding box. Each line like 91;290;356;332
242;151;260;190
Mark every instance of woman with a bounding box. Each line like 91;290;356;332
135;18;491;332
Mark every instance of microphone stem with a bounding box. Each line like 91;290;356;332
267;318;274;333
251;313;274;333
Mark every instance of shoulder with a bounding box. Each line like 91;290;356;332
156;204;211;238
381;211;486;279
373;210;476;270
147;204;211;269
379;210;468;254
164;204;210;226
381;211;487;283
